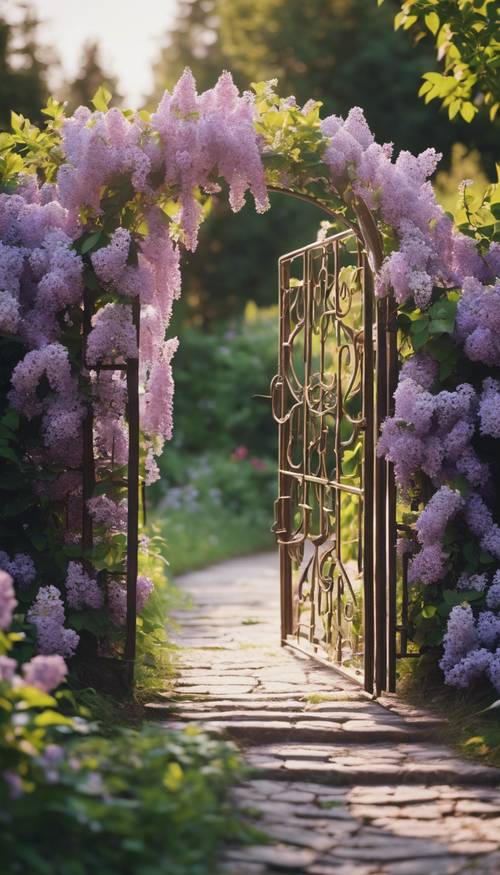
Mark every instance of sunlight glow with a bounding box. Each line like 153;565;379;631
14;0;179;106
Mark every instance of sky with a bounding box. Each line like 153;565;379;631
12;0;179;106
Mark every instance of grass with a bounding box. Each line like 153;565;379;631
399;656;500;768
152;504;274;576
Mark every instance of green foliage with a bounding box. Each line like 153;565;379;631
2;721;246;875
399;656;500;768
165;306;279;458
379;0;500;122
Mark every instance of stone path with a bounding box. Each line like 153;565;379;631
148;553;500;875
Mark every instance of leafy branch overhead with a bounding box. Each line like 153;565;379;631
378;0;500;121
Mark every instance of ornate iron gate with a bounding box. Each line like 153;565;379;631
272;230;397;695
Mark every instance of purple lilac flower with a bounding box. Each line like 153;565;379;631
486;573;500;610
457;572;488;592
64;562;103;611
478;378;500;439
87;497;128;533
23;654;67;692
107;575;154;626
27;586;79;658
0;551;36;588
0;570;16;630
0;655;17;683
440;603;478;671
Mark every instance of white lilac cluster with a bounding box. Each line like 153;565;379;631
440;597;500;692
377;370;486;495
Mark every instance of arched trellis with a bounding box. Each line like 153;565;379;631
98;183;399;694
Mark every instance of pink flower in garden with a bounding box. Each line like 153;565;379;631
142;338;178;441
232;445;249;461
107;575;154;626
86;303;138;365
250;457;267;471
87;497;128;533
0;655;17;683
23;654;67;692
0;570;16;630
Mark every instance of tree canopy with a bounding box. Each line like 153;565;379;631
378;0;500;123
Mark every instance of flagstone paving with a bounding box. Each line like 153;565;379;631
149;552;500;875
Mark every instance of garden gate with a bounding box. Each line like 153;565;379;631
271;229;402;695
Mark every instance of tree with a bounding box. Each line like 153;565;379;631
0;1;53;130
63;41;122;112
378;0;500;123
150;0;226;98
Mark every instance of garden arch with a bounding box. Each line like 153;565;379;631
105;182;401;696
7;71;496;703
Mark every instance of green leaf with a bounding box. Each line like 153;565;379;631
34;709;74;727
421;604;437;618
460;102;477;123
79;232;102;255
91;86;112;113
425;12;440;35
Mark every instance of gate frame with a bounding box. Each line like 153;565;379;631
270;189;398;696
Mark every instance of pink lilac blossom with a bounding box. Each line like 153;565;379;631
22;654;67;692
87;496;128;532
142;337;178;441
9;343;76;419
0;551;36;588
152;69;269;250
90;228;131;283
0;655;17;682
107;575;154;626
64;562;103;610
86;303;138;365
0;570;16;630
